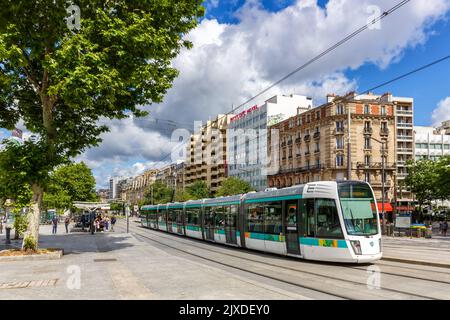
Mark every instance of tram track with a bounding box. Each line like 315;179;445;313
118;223;444;300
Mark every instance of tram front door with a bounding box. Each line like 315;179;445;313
224;205;238;245
285;200;301;255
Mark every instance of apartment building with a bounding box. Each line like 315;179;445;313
185;115;231;194
155;162;185;191
121;169;158;205
268;92;397;215
414;124;450;160
227;94;313;191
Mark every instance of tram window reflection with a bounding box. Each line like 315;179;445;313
264;201;282;235
247;204;264;233
315;199;344;238
306;199;315;237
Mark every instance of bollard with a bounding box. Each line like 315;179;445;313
5;227;11;245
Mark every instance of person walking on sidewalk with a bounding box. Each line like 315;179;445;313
443;221;448;237
52;216;58;234
64;216;70;233
111;216;116;232
0;216;3;234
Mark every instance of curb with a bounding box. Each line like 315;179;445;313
382;257;450;269
0;249;64;262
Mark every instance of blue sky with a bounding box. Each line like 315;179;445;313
2;0;450;188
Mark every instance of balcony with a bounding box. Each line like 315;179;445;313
305;151;310;156
314;149;320;154
380;128;390;136
356;162;397;170
334;128;344;135
397;122;413;128
396;110;413;116
313;132;320;139
364;127;373;134
287;140;293;146
364;146;372;151
397;135;413;141
295;138;302;144
296;154;301;158
397;148;413;153
304;134;311;142
281;142;286;147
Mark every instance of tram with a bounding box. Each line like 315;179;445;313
140;181;382;263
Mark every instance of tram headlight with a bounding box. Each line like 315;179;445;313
350;240;362;255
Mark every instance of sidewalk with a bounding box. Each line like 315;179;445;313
0;223;305;300
381;235;450;268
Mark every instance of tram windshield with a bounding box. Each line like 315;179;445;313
338;182;379;236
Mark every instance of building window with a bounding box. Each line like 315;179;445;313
316;111;321;120
336;104;344;115
315;142;320;152
336;121;344;132
365;171;370;182
381;105;386;116
364;104;370;114
364;137;371;149
365;155;371;166
307;114;311;123
336;154;344;167
336;137;344;149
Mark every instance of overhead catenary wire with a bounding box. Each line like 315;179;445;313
142;0;412;171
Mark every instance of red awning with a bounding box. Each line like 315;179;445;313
376;202;393;212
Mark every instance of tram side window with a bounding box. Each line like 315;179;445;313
264;201;282;235
215;206;225;228
226;205;238;227
247;204;264;233
315;199;344;238
186;208;200;225
175;209;183;224
204;207;215;227
306;199;315;237
158;211;166;224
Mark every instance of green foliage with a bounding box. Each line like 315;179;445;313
404;157;450;210
44;162;97;209
22;235;37;252
185;181;210;200
143;181;174;205
13;213;28;237
216;177;253;197
0;1;204;246
110;202;124;212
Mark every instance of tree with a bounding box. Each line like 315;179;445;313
435;156;450;201
216;177;253;197
0;1;204;250
185;181;210;200
404;159;439;211
143;181;173;205
44;162;97;210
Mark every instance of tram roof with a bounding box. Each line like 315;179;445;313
203;194;242;205
243;185;305;202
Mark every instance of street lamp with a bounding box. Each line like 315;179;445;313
369;136;388;235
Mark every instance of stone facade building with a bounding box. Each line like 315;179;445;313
268;92;397;210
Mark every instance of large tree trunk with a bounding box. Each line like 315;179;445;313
22;184;44;251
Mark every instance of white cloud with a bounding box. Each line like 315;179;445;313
432;97;450;126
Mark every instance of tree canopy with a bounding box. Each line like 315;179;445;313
44;162;98;210
143;181;174;205
185;181;210;200
216;177;253;197
0;0;204;249
404;156;450;210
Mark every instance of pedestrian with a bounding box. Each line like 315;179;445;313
81;214;86;231
443;221;448;237
104;216;109;231
440;221;443;235
64;216;70;233
111;216;116;232
0;216;3;234
52;215;58;234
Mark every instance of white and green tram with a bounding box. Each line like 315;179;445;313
140;181;382;263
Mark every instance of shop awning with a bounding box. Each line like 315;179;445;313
376;202;393;212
